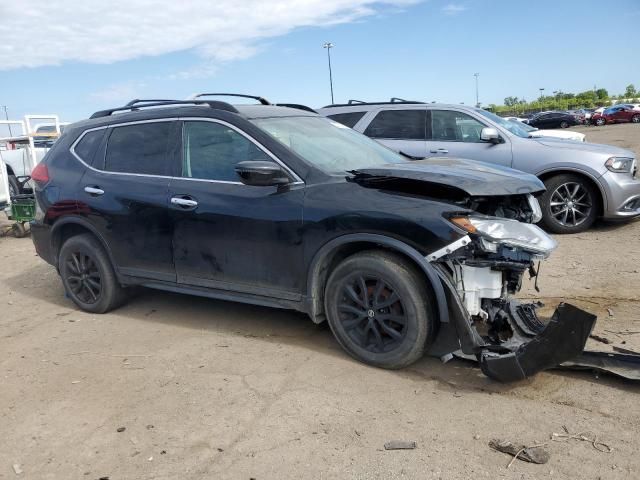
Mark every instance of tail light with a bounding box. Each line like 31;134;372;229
31;163;50;185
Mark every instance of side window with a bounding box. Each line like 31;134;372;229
327;112;366;128
431;110;486;143
105;122;173;176
74;129;105;166
363;110;426;140
182;121;272;182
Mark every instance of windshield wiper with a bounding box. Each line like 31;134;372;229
399;151;426;161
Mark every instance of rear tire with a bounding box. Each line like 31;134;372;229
595;117;606;126
560;121;570;128
539;174;598;234
59;234;126;313
632;114;640;124
324;250;435;369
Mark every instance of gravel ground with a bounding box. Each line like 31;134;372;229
1;123;639;479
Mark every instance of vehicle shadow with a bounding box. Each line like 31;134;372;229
4;262;638;395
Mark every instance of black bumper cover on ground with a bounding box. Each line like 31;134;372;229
479;303;596;382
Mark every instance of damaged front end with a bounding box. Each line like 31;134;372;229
428;213;597;382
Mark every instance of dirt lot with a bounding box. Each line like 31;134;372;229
1;123;639;479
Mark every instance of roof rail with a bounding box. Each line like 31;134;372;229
125;99;179;107
275;103;317;113
90;100;239;119
189;93;271;105
322;100;426;108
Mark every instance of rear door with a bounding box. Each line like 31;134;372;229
168;119;305;300
425;109;513;167
77;120;180;282
362;108;428;158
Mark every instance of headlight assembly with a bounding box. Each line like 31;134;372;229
605;157;635;173
450;215;558;257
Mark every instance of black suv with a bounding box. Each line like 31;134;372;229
30;95;595;381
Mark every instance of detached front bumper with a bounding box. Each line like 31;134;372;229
431;264;597;382
479;303;596;382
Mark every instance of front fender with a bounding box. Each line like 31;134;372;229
306;233;449;326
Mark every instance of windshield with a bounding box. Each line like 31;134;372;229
252;116;405;173
475;109;531;138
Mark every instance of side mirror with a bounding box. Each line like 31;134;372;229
480;127;501;144
235;161;290;187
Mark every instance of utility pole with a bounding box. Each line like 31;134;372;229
323;42;335;104
474;73;480;107
1;106;12;136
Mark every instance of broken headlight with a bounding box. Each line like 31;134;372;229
451;216;557;257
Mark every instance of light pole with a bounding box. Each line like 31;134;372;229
1;106;12;136
323;42;335;104
539;88;545;112
473;73;480;107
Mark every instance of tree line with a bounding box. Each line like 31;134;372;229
487;84;639;115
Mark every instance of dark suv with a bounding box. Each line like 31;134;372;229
29;95;595;381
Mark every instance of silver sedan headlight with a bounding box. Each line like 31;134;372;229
605;157;635;174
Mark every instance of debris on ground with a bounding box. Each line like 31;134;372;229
489;438;550;467
612;345;640;356
551;426;612;453
384;441;416;450
116;427;126;433
12;463;22;475
589;334;611;344
607;308;614;317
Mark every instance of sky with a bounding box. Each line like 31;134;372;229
1;0;639;124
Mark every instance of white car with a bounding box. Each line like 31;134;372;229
507;118;585;142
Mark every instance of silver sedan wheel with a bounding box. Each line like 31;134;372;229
549;182;592;227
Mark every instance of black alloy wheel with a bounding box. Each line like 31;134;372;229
64;251;102;304
337;275;407;354
59;234;126;313
324;250;434;369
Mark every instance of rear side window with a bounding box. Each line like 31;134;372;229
364;110;426;140
74;130;105;166
182;121;272;182
327;112;366;128
104;122;174;176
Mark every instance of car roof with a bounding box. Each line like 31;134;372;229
318;102;481;113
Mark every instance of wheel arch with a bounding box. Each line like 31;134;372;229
306;234;449;326
536;168;606;215
50;217;117;270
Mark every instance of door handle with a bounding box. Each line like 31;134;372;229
84;186;104;196
171;196;198;208
430;148;449;154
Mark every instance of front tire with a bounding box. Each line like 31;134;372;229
560;121;570;128
632;114;640;124
539;174;598;234
324;250;435;369
595;117;606;126
59;234;126;313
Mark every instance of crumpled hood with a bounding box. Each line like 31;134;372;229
352;157;545;196
534;138;635;157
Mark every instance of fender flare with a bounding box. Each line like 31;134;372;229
50;216;117;269
535;166;608;211
306;233;449;325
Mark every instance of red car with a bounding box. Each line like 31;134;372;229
592;105;640;126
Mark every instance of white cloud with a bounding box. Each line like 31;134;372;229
89;81;147;103
0;0;420;72
441;3;466;15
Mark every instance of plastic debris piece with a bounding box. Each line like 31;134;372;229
384;441;416;450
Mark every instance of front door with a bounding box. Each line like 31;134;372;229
425;109;513;167
168;119;305;300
